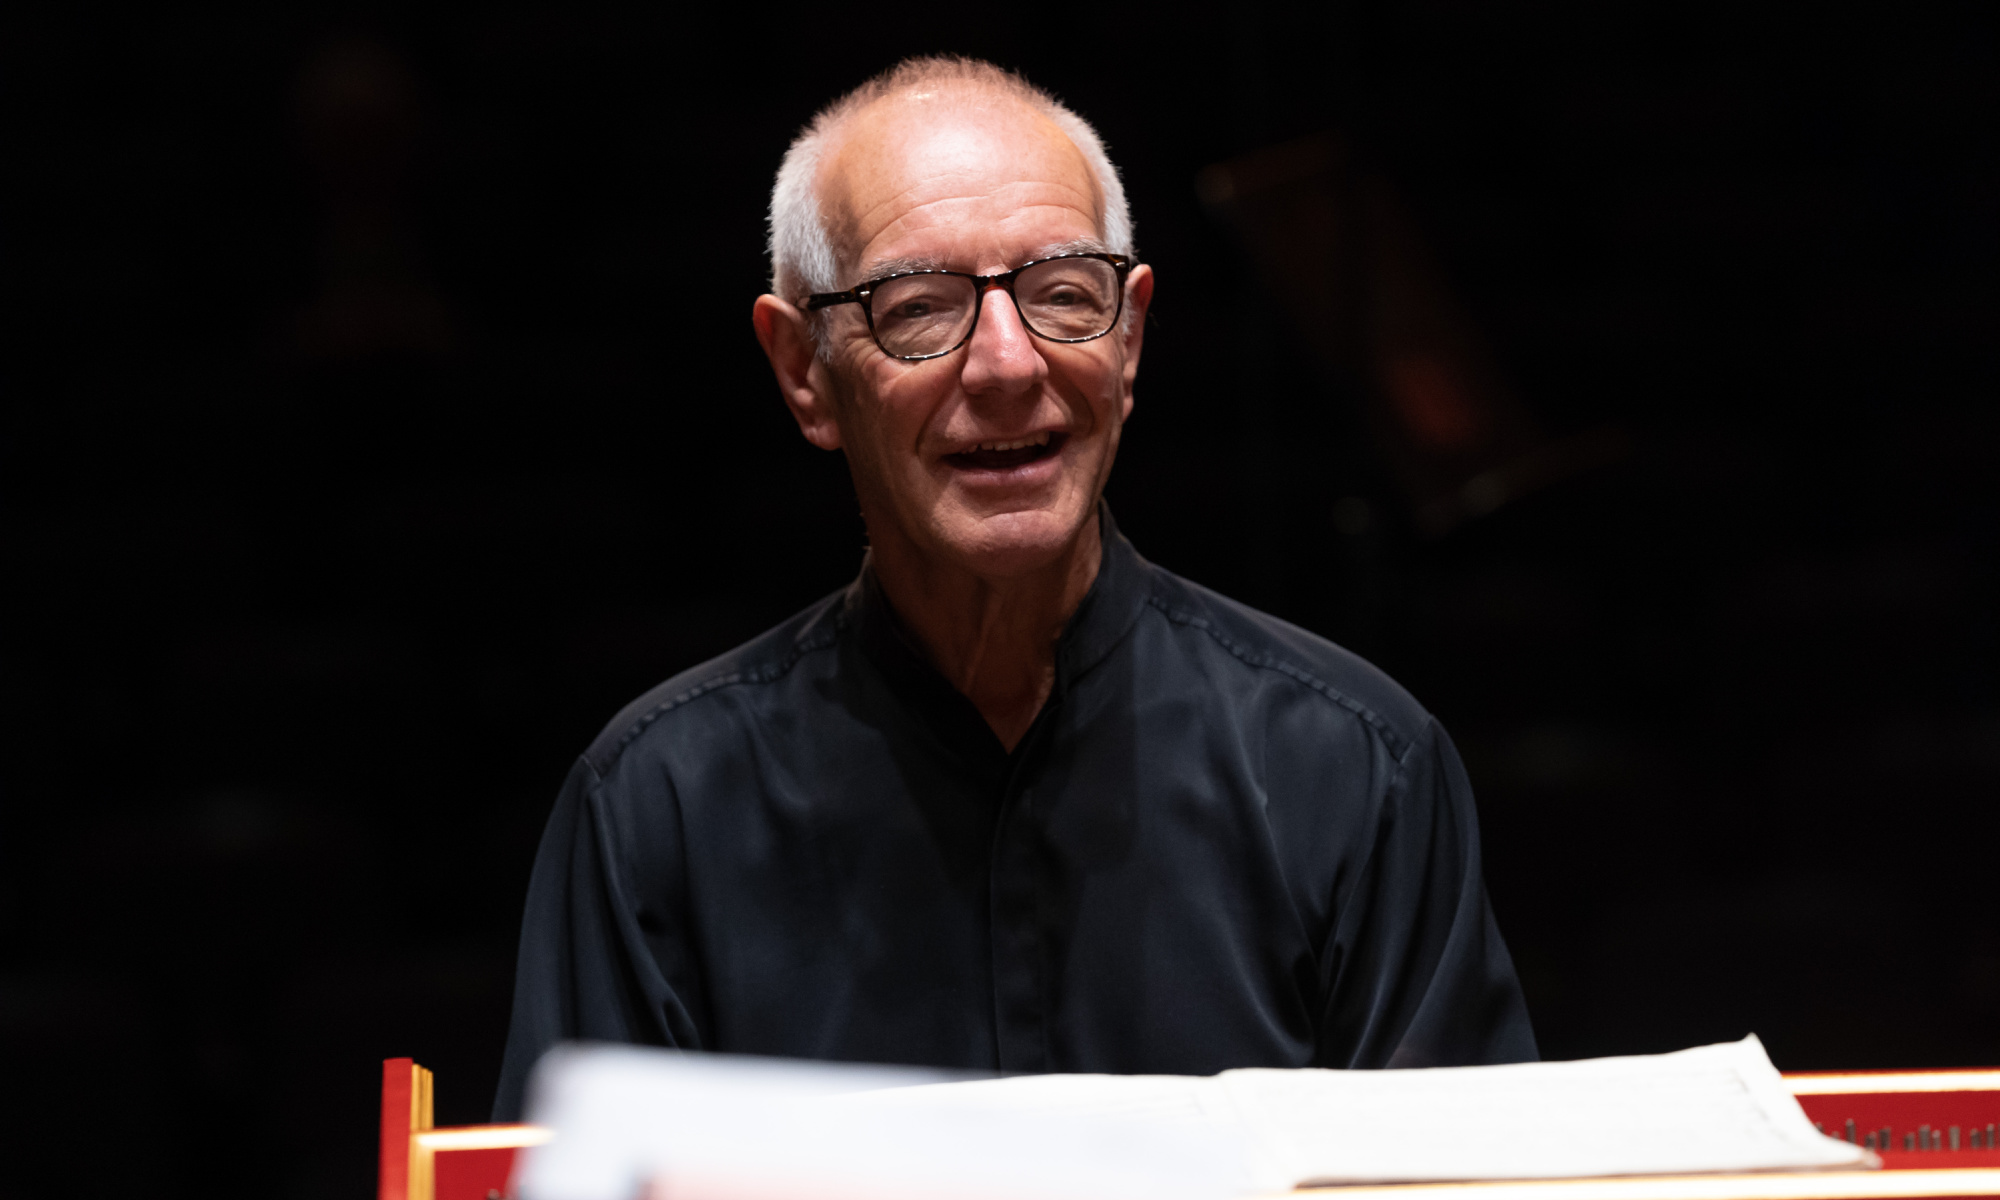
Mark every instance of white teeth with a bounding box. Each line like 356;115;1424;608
973;431;1053;453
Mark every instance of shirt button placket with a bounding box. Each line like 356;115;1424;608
989;782;1047;1073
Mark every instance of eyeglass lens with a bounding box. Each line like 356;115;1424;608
870;258;1122;358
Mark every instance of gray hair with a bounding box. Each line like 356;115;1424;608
767;56;1135;311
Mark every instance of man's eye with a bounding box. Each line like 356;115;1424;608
888;299;935;319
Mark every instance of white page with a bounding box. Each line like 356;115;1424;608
517;1036;1874;1200
1219;1035;1874;1185
844;1071;1236;1128
515;1047;1251;1200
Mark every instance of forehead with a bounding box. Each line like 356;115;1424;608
820;90;1103;274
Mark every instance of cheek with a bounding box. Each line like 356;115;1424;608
1052;351;1127;429
848;363;952;459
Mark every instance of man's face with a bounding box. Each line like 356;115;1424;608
808;95;1151;579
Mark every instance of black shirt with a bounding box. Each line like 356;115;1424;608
493;510;1535;1120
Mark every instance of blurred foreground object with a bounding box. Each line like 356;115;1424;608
515;1048;1250;1200
378;1046;2000;1200
379;1057;549;1200
1199;133;1626;535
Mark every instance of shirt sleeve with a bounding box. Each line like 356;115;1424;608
491;755;707;1120
1315;716;1539;1069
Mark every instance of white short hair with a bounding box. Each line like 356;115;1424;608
767;56;1135;309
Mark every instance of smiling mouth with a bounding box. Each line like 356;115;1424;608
945;431;1067;472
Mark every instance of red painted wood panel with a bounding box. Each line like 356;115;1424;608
380;1058;415;1200
435;1146;520;1200
1794;1090;2000;1167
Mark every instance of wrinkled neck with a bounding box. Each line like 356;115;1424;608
867;512;1101;751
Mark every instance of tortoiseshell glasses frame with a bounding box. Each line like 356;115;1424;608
804;252;1133;362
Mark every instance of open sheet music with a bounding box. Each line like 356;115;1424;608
518;1035;1872;1200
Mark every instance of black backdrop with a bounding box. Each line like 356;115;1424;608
5;4;1996;1198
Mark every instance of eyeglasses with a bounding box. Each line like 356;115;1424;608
805;252;1133;361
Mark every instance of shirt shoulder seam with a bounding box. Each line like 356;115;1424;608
1143;593;1416;765
602;618;845;764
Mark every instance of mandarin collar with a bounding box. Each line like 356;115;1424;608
843;503;1152;759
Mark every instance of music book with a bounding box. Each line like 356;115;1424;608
517;1035;1872;1200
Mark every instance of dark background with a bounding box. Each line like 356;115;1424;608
5;4;1995;1197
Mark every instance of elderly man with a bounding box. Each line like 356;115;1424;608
493;56;1534;1121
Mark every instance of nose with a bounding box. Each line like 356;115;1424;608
957;283;1048;397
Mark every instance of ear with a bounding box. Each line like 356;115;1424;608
752;294;843;450
1116;264;1154;422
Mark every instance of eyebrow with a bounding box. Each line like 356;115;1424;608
851;254;951;281
848;238;1114;287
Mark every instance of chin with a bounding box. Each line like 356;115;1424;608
938;504;1092;579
